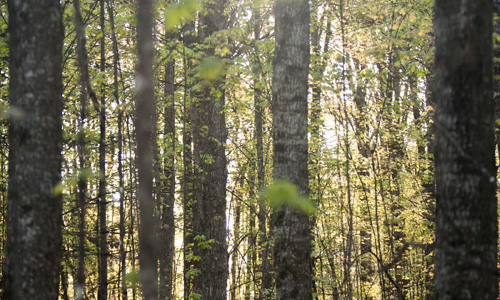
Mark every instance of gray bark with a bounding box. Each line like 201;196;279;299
136;0;159;298
272;0;312;299
73;0;89;297
434;0;498;299
3;0;64;299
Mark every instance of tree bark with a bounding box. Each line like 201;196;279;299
73;0;89;298
136;0;159;298
434;0;498;299
159;19;176;300
105;1;127;299
192;0;229;298
252;5;271;299
309;4;331;298
98;1;108;299
182;20;197;300
494;1;500;156
3;0;64;299
272;0;312;299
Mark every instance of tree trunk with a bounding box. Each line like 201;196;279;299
231;187;242;300
98;1;108;299
136;0;159;298
252;5;271;299
106;1;127;299
73;0;90;297
245;195;256;300
191;1;229;299
126;117;139;300
494;1;500;157
309;4;331;298
272;0;312;299
182;20;197;300
3;0;64;299
61;258;70;300
106;0;127;298
159;21;176;300
434;0;498;299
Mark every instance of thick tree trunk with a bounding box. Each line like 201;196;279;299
3;0;64;299
191;1;229;299
272;0;312;299
434;0;498;299
136;0;159;298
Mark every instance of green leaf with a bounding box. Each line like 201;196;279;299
199;57;224;81
52;181;65;196
185;268;201;279
164;0;199;31
193;234;206;242
126;270;140;288
264;180;316;215
185;253;200;262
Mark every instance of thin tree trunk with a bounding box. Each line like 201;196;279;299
309;4;331;298
152;82;162;298
245;196;256;300
98;1;108;299
494;1;500;162
339;1;353;298
159;20;176;300
105;1;127;299
252;5;271;299
231;188;241;300
182;21;196;300
352;57;375;300
0;131;5;284
126;117;139;300
73;0;89;298
61;258;70;300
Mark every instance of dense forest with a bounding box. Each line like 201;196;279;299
0;0;498;299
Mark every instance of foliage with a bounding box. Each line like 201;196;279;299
0;0;458;299
264;180;316;215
